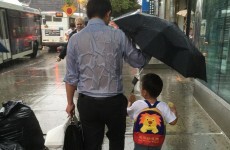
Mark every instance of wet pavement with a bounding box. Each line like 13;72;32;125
0;50;230;150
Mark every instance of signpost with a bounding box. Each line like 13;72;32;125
62;0;77;16
142;0;150;14
62;4;77;16
142;0;157;16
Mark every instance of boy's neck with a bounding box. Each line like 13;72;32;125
145;97;157;104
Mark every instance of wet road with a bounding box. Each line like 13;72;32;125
0;50;230;150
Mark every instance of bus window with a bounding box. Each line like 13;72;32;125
53;17;62;22
34;15;40;22
69;18;75;24
45;15;52;22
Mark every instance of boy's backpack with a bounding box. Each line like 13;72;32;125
133;100;165;147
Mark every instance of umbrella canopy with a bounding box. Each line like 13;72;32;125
0;43;9;52
176;9;194;17
114;12;207;81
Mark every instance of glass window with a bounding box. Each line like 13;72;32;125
45;15;52;21
193;0;230;104
53;17;62;22
69;17;75;24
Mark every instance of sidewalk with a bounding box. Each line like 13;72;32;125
104;62;230;150
30;54;230;150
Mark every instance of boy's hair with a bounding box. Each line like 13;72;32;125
86;0;112;19
141;73;163;98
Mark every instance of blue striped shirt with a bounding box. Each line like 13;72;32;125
64;18;150;97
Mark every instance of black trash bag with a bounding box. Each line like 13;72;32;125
0;140;24;150
0;101;45;150
64;117;84;150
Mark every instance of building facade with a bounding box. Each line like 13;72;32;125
160;0;230;106
144;0;230;138
192;0;230;104
178;0;230;138
29;0;64;11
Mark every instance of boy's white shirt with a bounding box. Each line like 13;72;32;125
127;100;176;124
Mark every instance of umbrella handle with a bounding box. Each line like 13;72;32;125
130;68;143;94
131;87;134;94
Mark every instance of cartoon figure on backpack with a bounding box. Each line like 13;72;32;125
139;111;162;133
127;73;178;150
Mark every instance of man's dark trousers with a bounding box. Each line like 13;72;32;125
77;93;128;150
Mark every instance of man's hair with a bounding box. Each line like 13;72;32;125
141;73;163;98
86;0;112;19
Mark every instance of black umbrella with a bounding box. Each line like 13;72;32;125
0;43;9;52
114;12;207;81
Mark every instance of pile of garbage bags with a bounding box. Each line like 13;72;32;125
0;101;45;150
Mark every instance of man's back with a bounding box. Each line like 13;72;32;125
66;18;148;97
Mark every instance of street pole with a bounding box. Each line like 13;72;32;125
77;0;81;16
186;0;191;37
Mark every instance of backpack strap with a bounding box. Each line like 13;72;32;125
144;100;159;108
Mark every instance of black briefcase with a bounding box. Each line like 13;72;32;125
64;116;84;150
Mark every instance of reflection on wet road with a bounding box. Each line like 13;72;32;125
0;51;230;150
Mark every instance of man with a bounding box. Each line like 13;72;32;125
56;17;85;62
64;0;150;149
65;22;76;41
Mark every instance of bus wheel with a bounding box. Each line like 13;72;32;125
49;46;57;52
31;41;38;58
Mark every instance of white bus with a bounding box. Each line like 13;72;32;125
0;1;42;64
41;11;84;51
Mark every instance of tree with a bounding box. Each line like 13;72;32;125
76;0;140;17
111;0;141;17
77;0;87;8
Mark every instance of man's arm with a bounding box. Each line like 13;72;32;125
120;31;151;68
128;93;136;107
58;45;67;59
65;83;76;116
64;34;79;116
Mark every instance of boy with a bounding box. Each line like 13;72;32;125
127;73;178;150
